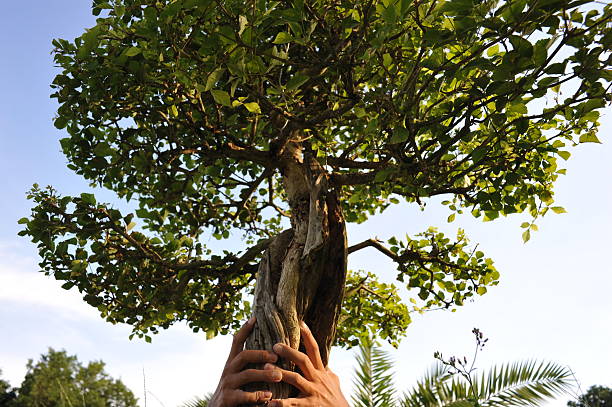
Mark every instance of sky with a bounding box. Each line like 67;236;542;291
0;2;611;407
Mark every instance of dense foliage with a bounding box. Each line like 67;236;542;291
20;0;611;346
0;349;138;407
568;385;612;407
0;371;18;406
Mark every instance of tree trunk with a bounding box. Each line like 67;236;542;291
244;141;347;401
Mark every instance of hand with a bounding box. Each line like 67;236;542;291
209;317;283;407
267;321;349;407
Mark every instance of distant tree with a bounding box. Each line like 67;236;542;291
568;385;612;407
15;348;137;407
20;0;611;400
0;370;17;406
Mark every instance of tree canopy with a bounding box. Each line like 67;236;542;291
568;385;612;407
20;0;611;348
0;370;18;406
2;349;137;407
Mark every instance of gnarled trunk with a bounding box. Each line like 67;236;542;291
244;142;347;400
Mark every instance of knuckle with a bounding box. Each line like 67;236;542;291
221;375;235;390
297;352;309;364
254;390;270;401
233;352;245;365
255;350;269;362
219;394;230;405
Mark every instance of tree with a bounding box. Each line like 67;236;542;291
0;370;18;406
20;0;610;399
568;385;612;407
14;348;138;407
351;337;575;407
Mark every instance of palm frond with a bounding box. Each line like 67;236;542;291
400;363;471;407
352;336;397;407
477;360;575;407
179;393;212;407
400;360;573;407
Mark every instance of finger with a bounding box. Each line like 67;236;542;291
273;367;315;395
228;389;273;405
227;350;278;373
229;317;256;361
273;343;316;380
269;398;307;407
226;368;282;388
299;321;324;370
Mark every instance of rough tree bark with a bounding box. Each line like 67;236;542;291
244;141;348;400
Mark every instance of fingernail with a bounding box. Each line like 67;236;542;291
248;316;256;325
264;363;275;370
263;391;273;400
273;343;283;353
267;352;278;362
271;370;282;381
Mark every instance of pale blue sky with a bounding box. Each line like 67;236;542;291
1;2;610;407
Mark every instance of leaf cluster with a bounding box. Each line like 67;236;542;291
20;0;612;342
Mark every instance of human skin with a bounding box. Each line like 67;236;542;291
208;317;282;406
209;319;349;407
266;321;349;407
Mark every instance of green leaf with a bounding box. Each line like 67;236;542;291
522;229;530;243
579;132;601;144
93;142;113;157
205;68;225;92
54;117;68;129
487;44;500;57
558;150;571;160
273;32;293;44
286;74;309;90
80;193;96;205
210;90;232;107
509;35;533;57
382;3;397;23
124;47;142;57
545;61;567;74
551;206;566;214
244;102;261;114
390;127;409;144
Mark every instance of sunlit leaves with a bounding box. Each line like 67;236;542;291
20;185;253;340
273;32;293;44
336;270;411;348
388;228;499;310
28;0;612;343
210;90;231;107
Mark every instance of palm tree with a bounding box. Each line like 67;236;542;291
178;393;211;407
352;336;396;407
352;339;576;407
